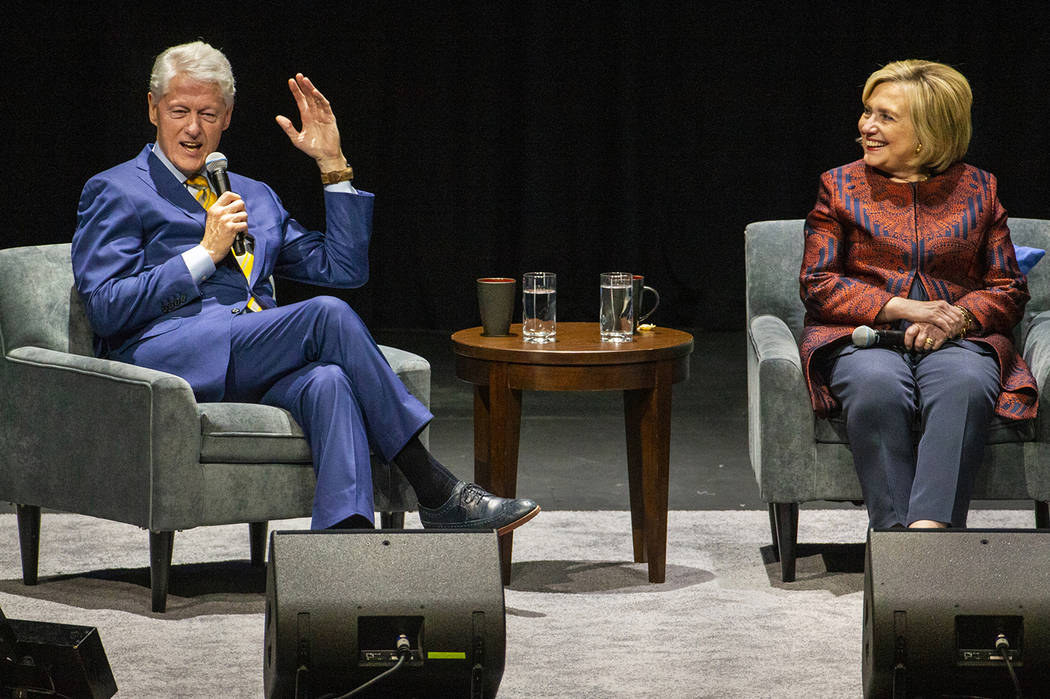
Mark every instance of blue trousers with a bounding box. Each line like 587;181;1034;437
223;296;433;529
826;342;1000;528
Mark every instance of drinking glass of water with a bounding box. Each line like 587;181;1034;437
522;272;556;343
599;272;633;342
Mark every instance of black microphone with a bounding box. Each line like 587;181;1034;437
204;151;245;255
851;325;907;348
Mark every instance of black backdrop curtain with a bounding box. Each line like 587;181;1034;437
3;1;1050;332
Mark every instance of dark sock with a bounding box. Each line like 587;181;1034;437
392;436;460;508
328;514;374;530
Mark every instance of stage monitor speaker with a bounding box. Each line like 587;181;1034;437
0;603;117;698
863;528;1050;698
264;529;505;699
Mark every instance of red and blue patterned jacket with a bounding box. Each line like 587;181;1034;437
799;159;1037;421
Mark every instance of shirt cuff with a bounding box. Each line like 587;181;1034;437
324;181;358;195
181;245;216;284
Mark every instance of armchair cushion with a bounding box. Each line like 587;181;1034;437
199;403;312;463
814;415;1034;445
198;344;433;464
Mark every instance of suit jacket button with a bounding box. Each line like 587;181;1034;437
231;308;241;315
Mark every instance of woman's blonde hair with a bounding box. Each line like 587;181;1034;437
862;60;972;174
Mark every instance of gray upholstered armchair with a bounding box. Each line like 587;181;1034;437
0;243;429;612
745;218;1050;582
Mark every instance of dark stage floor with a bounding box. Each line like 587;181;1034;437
375;327;766;511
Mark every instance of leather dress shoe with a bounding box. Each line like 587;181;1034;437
419;482;540;535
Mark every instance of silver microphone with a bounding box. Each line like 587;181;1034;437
852;325;907;348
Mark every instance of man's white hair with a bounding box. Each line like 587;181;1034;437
149;41;235;105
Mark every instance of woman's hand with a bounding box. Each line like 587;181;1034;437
877;298;967;338
905;321;950;352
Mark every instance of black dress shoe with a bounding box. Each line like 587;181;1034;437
419;482;540;535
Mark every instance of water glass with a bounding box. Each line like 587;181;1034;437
599;272;633;342
522;272;556;343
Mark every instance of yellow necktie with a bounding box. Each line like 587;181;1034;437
185;175;217;209
186;175;262;312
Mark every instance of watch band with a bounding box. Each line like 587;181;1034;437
320;165;354;185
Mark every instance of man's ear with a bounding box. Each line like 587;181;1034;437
148;92;159;127
222;103;234;131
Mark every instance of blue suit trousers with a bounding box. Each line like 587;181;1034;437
826;342;1000;528
222;296;433;528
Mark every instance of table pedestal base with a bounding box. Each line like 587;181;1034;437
471;363;675;585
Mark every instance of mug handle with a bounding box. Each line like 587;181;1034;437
638;286;660;323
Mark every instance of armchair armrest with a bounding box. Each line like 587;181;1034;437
747;314;818;500
1023;310;1050;442
2;347;203;529
10;345;194;387
749;315;804;369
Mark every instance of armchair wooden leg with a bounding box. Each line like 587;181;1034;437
16;504;41;586
767;504;779;558
380;512;405;529
149;530;175;613
249;522;268;567
773;503;799;583
1036;501;1050;529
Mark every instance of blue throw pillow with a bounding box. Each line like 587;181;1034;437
1015;246;1046;275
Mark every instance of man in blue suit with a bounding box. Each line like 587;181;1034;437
71;41;540;533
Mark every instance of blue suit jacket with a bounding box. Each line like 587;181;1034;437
71;145;375;401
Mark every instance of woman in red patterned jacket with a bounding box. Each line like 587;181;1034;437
798;60;1037;530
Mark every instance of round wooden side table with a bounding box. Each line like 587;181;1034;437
451;322;694;584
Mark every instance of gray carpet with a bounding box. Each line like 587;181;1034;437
0;508;1035;697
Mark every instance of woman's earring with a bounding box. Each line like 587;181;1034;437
915;142;923;154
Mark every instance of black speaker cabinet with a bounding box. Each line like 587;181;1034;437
0;613;116;698
863;529;1050;698
264;529;506;699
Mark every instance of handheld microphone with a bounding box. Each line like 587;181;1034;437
852;325;907;348
204;152;244;255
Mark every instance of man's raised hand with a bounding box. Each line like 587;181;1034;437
275;73;347;172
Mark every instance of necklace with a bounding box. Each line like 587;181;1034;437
890;173;930;183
